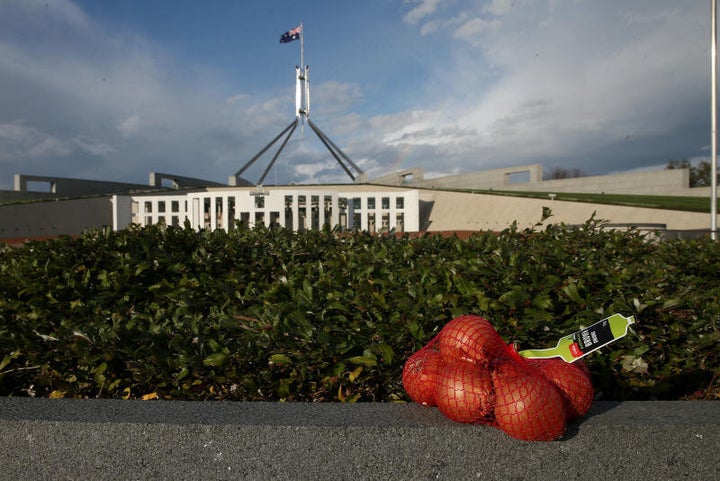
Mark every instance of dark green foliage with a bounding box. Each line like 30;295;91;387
1;218;718;401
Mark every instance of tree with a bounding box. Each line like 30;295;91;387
544;167;586;180
665;159;713;187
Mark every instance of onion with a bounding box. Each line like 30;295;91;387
435;359;494;423
437;315;506;365
527;358;594;420
402;348;444;406
492;360;567;441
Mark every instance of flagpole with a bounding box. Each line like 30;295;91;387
300;22;304;75
712;0;718;240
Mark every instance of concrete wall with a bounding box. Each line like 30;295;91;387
408;164;544;191
420;190;718;232
501;168;693;196
378;165;705;197
0;197;113;238
0;190;61;203
14;174;152;197
1;399;718;480
149;172;225;188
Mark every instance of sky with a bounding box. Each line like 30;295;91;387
0;0;715;189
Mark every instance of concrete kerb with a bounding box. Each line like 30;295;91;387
4;167;716;480
1;398;718;480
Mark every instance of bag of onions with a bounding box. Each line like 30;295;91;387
402;315;595;441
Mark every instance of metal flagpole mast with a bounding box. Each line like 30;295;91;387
300;22;304;79
235;22;363;185
712;0;718;240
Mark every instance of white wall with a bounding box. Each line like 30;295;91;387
123;188;420;233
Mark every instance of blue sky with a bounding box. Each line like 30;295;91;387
0;0;714;188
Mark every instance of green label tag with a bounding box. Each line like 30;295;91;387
518;313;635;363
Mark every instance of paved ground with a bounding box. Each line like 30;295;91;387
1;399;718;480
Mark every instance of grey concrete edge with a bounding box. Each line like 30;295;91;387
1;399;719;480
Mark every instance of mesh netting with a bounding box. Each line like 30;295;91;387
402;315;594;441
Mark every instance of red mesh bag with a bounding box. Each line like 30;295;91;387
402;315;594;441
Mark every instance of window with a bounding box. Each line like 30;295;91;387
203;198;211;228
270;211;280;228
171;200;180;213
158;201;166;213
368;213;376;233
216;198;224;228
228;197;236;230
396;197;404;209
382;197;390;209
367;197;376;209
324;196;333;226
396;213;404;232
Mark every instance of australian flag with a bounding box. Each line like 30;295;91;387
280;24;302;43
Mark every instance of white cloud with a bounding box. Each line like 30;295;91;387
225;93;250;105
380;1;711;175
117;115;141;137
73;137;114;156
452;17;500;44
483;0;519;16
0;121;72;162
403;0;444;25
0;1;712;189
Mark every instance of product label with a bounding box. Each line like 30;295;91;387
573;318;615;354
518;313;635;363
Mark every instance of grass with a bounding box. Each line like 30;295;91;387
469;190;719;213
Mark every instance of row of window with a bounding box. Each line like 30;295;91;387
139;210;407;233
140;195;406;213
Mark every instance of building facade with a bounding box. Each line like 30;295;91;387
112;187;420;233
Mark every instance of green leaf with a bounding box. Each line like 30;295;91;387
268;353;292;365
376;343;395;364
348;366;363;382
0;355;11;371
347;356;377;367
203;353;229;368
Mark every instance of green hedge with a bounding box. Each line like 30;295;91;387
1;217;718;401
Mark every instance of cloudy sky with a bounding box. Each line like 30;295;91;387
0;0;714;189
